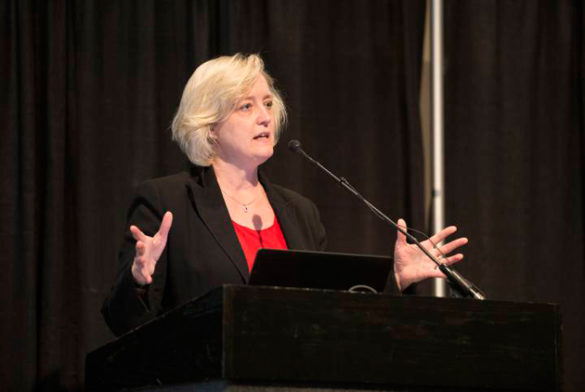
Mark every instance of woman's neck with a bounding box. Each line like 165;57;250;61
212;159;260;193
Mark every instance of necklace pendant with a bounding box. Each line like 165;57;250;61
243;205;249;213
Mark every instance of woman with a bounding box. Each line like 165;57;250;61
102;54;467;336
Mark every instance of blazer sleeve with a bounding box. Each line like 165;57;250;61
102;180;169;336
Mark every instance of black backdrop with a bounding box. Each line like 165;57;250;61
1;0;583;391
444;1;585;390
1;0;426;390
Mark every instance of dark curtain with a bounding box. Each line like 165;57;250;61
444;1;585;390
230;0;426;255
1;0;426;390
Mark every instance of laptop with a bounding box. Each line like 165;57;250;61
249;249;392;293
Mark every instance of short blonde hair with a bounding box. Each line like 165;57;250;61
171;53;287;166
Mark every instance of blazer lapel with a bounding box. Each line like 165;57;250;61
186;167;250;282
261;172;308;250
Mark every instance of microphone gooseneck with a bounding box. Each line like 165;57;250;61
288;139;486;300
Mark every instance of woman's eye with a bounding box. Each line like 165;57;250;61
264;101;273;109
240;103;252;111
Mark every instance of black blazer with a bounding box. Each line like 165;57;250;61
103;166;328;336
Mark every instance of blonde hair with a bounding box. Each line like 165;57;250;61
171;53;287;166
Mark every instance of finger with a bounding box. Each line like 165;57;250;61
135;241;146;256
157;211;174;239
429;254;464;277
442;253;464;266
141;266;153;284
147;261;156;276
395;218;408;245
437;237;468;255
134;265;152;285
131;259;146;286
130;225;148;242
429;225;458;245
136;254;157;273
133;256;147;269
134;259;152;281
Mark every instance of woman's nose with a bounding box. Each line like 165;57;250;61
257;106;272;126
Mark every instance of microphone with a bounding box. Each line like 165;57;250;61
288;139;301;152
288;139;486;300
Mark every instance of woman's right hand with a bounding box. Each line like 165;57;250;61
130;211;173;286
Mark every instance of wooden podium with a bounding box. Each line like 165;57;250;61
86;285;561;392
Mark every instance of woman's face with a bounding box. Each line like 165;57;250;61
212;75;276;169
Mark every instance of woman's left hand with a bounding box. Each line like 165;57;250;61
393;218;468;291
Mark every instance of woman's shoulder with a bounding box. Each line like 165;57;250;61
268;183;326;248
130;170;198;210
140;170;193;188
268;183;319;212
137;167;208;193
270;183;308;201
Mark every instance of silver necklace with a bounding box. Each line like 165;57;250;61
222;191;258;213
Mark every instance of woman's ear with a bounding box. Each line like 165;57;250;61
208;127;218;144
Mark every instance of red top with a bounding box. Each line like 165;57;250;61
232;217;288;272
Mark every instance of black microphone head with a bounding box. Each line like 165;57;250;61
288;139;302;153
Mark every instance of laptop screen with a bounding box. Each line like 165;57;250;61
249;249;392;293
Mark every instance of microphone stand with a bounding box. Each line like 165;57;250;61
289;140;486;300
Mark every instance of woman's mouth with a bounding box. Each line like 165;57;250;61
253;132;270;140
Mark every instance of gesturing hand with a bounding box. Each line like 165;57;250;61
393;218;468;291
130;211;173;286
